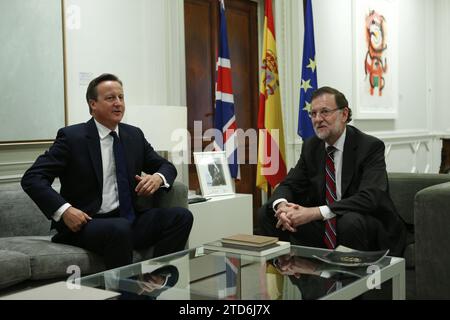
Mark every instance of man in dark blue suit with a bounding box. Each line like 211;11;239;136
21;73;193;268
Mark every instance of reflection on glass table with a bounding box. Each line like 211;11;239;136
80;245;405;300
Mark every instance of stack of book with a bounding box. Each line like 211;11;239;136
203;234;291;257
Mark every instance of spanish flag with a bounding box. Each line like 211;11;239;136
256;0;287;192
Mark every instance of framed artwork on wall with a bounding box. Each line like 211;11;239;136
0;0;66;143
352;0;399;119
193;151;234;197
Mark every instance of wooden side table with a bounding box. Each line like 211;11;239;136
439;138;450;173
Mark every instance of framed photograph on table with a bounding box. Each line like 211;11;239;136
193;151;234;197
352;0;399;119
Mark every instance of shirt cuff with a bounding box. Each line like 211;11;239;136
160;274;170;288
53;203;71;222
155;173;170;188
319;205;336;220
320;271;332;278
272;198;288;211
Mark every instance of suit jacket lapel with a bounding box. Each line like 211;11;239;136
86;118;103;188
341;126;356;196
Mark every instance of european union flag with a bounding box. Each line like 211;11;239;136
297;0;317;140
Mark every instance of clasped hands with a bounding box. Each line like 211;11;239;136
273;254;319;278
275;202;322;232
136;273;166;295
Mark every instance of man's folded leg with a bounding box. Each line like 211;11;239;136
132;207;193;257
53;217;134;269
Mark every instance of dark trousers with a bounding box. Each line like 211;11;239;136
257;203;388;251
53;207;193;269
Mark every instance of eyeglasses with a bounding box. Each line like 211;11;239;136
308;108;341;119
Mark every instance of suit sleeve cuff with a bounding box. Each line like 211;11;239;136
156;173;170;188
53;203;71;222
319;206;336;220
272;198;288;211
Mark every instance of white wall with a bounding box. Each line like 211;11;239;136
63;0;188;183
434;0;450;133
275;0;445;173
0;0;188;182
2;0;450;181
64;0;186;124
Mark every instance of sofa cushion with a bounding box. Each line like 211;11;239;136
0;236;105;279
0;250;31;289
0;183;53;237
415;182;450;299
0;236;154;281
388;172;450;224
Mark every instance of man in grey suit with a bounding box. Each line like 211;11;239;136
258;86;406;256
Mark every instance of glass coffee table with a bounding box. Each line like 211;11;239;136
80;244;405;300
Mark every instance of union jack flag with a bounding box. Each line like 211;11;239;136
214;0;240;179
224;255;239;299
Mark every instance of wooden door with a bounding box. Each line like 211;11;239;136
184;0;261;230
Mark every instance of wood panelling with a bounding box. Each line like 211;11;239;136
184;0;261;229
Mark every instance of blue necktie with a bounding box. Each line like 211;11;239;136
110;131;135;223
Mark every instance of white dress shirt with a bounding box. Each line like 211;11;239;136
273;128;347;221
52;120;169;221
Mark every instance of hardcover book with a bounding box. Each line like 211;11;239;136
220;234;279;248
203;240;291;257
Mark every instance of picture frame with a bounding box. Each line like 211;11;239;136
352;0;399;119
193;151;234;197
0;0;66;143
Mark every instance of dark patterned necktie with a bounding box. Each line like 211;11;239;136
324;146;337;249
110;131;135;223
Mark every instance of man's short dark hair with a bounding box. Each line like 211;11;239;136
311;86;352;123
86;73;123;114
